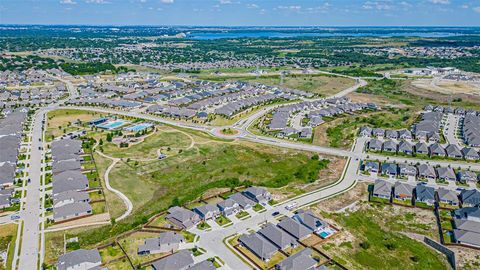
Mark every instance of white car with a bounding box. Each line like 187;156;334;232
285;202;297;210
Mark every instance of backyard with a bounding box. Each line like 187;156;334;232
317;202;448;270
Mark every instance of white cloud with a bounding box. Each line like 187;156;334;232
362;1;392;10
85;0;110;4
60;0;77;4
277;5;302;11
461;4;469;9
428;0;450;4
219;0;232;4
161;0;174;3
474;6;480;13
246;3;259;9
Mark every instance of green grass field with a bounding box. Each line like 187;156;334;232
325;205;448;270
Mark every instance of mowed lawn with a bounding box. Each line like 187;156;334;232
328;207;448;270
108;138;327;217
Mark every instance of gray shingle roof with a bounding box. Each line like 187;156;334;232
151;250;194;270
277;217;313;240
276;248;317;270
55;249;101;270
239;233;278;261
258;223;297;250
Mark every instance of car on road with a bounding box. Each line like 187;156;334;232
272;211;280;216
285;202;297;210
10;215;20;220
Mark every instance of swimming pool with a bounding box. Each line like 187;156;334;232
125;123;153;132
318;227;337;239
98;120;128;130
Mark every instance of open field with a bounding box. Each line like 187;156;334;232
0;224;18;270
45;110;334;249
107;137;330;215
199;73;355;97
412;79;480;96
315;201;448;270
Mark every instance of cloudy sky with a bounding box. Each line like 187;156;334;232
1;0;479;26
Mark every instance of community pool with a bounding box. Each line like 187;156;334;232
98;120;128;130
125;123;153;132
318;227;337;239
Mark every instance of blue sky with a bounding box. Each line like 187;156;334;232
0;0;479;26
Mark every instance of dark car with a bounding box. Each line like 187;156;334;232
272;211;280;216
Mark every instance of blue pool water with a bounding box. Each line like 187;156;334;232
125;123;153;132
98;120;128;130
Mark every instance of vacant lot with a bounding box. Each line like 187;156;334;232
201;73;355;97
315;202;447;270
0;224;17;270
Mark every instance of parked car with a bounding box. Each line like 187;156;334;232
10;215;20;220
272;211;280;216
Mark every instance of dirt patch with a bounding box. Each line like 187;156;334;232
449;246;480;270
404;80;480;108
314;182;369;213
48;213;110;231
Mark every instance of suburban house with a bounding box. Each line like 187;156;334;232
166;206;200;229
398;164;417;178
445;144;463;159
385;130;398;140
454;207;480;222
393;182;414;201
359;126;372;137
54;249;101;270
53;202;92;222
292;210;329;234
275;248;318;270
415;184;436;206
242;187;271;205
277;217;313;240
415;142;429;155
460;189;480;207
239;233;278;262
229;192;255;210
453;226;480;248
151;250;194;270
437;188;459;206
372;128;385;138
436;167;457;182
381;163;398;177
398;129;413;140
418;164;437;180
382;140;397;153
187;260;216;270
462;147;480;160
457;171;478;183
372;179;392;200
53;190;90;208
364;161;380;173
138;232;185;255
367;139;383;152
429;143;446;157
398;141;414;155
258;223;297;251
217;199;240;216
193;204;221;221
